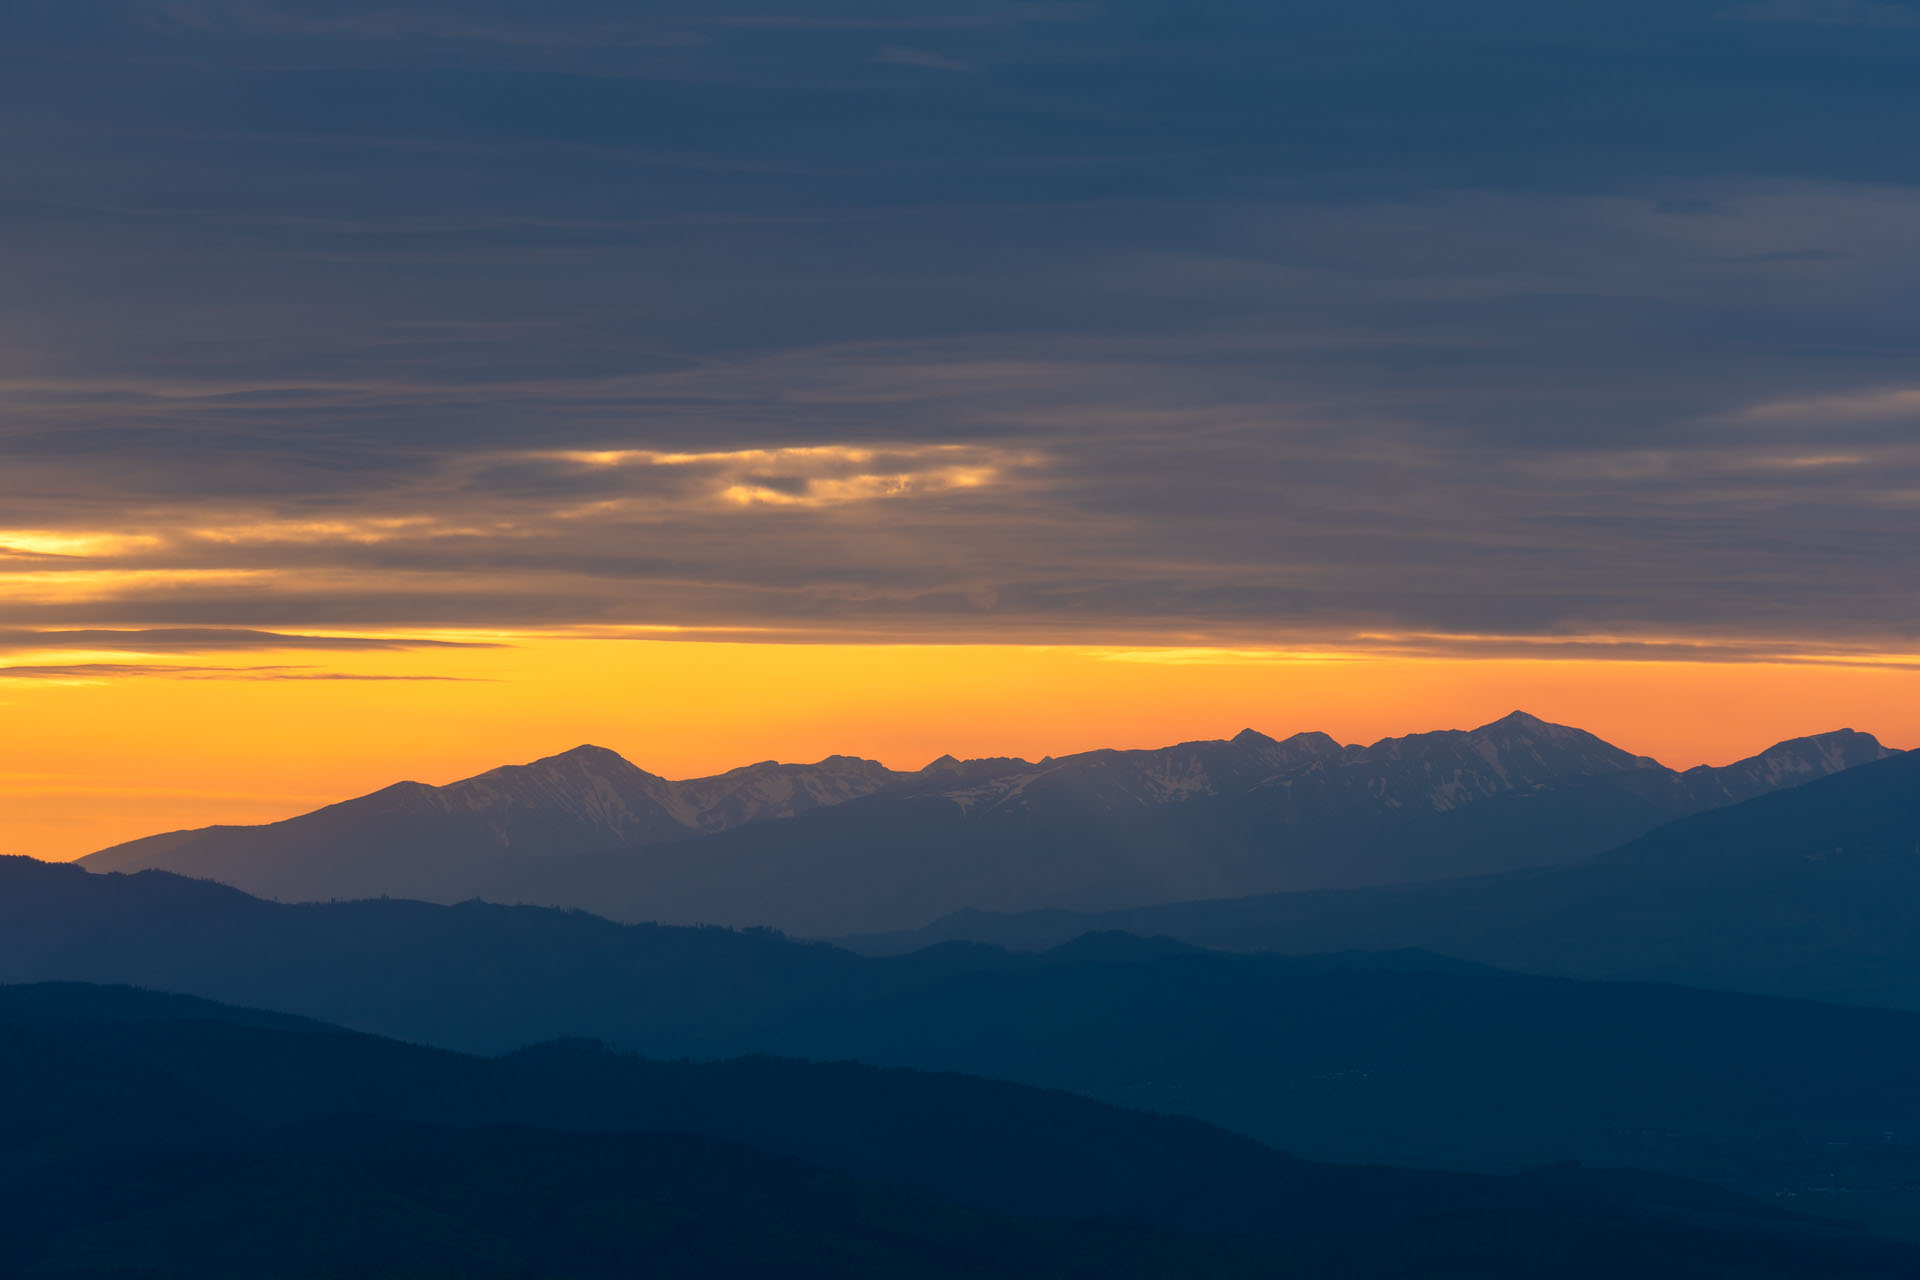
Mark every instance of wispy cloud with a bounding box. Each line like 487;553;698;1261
1738;388;1920;423
0;628;503;654
153;0;1088;48
150;0;709;49
0;663;480;682
4;8;1920;661
1100;634;1920;670
875;46;979;73
1724;0;1920;27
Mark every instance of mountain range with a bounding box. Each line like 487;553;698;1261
11;982;1914;1279
83;748;901;902
78;711;1894;935
10;750;1920;1240
849;749;1920;1009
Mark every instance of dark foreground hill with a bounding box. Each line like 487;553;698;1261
9;857;1920;1234
5;982;1918;1280
849;749;1920;1010
78;714;1892;934
0;986;1255;1280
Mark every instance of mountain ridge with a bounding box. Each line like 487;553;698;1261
14;855;1920;1239
77;714;1896;933
81;746;908;898
12;979;1916;1279
843;748;1920;1012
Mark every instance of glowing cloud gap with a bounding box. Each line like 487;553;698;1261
539;443;1040;510
0;531;164;558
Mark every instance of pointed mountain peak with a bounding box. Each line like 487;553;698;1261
459;744;661;790
1468;711;1611;747
371;779;436;797
525;744;649;773
921;753;963;772
1431;710;1651;775
1280;730;1346;750
1230;727;1349;764
552;743;628;760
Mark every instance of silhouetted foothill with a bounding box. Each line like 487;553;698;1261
4;982;1917;1280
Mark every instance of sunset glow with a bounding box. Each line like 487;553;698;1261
3;1;1916;872
3;628;1911;861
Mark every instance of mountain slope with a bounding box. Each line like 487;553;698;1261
11;857;1920;1235
11;982;1914;1280
850;748;1920;1009
83;746;903;902
78;714;1893;934
467;716;1894;934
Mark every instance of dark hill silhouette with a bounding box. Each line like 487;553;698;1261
850;749;1920;1010
10;857;1920;1234
76;714;1894;935
0;1003;1252;1279
5;981;1918;1280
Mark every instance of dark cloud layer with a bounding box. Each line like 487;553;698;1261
3;2;1918;651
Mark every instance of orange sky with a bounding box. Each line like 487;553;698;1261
10;2;1920;873
3;634;1913;862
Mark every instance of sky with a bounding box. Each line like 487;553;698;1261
3;1;1918;857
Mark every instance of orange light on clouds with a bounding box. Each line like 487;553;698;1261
1;634;1913;862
